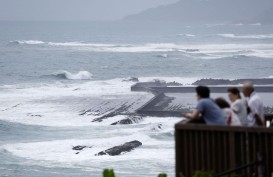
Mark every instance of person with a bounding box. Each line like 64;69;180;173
242;82;265;127
227;87;248;126
215;98;241;126
184;86;226;125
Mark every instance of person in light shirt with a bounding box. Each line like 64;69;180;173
242;82;265;127
227;87;248;126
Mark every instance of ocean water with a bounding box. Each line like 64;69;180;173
1;21;273;177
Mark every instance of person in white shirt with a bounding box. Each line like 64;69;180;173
242;82;265;127
227;87;248;126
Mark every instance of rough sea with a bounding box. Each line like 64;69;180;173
1;21;273;177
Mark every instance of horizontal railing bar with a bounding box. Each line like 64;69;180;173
213;161;257;177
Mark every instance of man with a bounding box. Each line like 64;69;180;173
184;86;226;125
242;82;265;127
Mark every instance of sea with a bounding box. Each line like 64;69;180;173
1;21;273;177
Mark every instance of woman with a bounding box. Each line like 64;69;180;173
215;98;241;126
227;87;248;126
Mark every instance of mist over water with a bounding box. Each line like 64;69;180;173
1;21;273;176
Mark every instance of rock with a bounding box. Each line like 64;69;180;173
111;116;143;125
122;77;139;82
166;81;183;86
73;145;93;154
151;124;163;131
72;145;87;151
96;140;142;156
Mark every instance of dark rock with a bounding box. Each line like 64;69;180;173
73;88;81;91
96;140;142;156
151;124;163;131
111;116;143;125
185;49;199;52
72;146;87;151
166;81;183;86
27;113;42;117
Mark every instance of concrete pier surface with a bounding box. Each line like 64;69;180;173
79;78;273;123
132;78;273;117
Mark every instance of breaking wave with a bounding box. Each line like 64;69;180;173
10;40;45;45
177;34;195;37
10;40;273;59
51;70;93;80
218;34;273;39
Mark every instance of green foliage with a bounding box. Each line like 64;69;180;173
103;169;115;177
192;171;214;177
158;173;167;177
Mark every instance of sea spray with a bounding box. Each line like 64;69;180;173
51;70;93;80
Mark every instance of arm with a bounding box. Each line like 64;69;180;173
254;114;265;127
184;109;201;120
248;101;265;126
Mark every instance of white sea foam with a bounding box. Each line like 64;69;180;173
177;34;195;37
138;77;200;86
51;70;93;80
0;78;153;126
11;40;45;45
250;23;262;26
0;114;179;162
0;76;195;127
218;33;273;39
11;40;273;59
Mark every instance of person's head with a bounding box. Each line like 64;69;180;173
215;98;230;109
196;86;210;100
242;81;255;97
227;87;241;102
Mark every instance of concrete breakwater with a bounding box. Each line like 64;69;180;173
132;78;273;117
79;78;273;123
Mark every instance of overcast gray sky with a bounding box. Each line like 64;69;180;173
0;0;178;21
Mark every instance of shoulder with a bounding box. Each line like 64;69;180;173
198;98;213;105
249;94;262;105
233;99;244;106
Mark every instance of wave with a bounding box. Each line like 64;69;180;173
10;40;273;59
51;70;93;80
177;34;195;37
218;34;273;39
10;40;45;45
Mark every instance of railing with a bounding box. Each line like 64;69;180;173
175;122;273;177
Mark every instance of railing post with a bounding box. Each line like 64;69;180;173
257;152;265;177
229;132;236;169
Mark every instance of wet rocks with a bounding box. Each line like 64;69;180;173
72;145;87;151
111;116;143;125
72;145;93;154
96;140;142;156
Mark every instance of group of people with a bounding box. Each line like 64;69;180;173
184;82;265;127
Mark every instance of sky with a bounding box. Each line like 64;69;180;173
0;0;178;21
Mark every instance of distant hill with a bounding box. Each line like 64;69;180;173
123;0;273;24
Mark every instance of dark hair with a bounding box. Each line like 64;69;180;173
196;86;210;98
215;98;230;108
227;87;241;99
